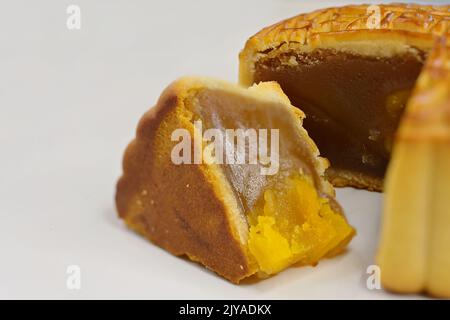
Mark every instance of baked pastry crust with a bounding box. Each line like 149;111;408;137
116;77;354;283
239;4;450;190
377;38;450;298
116;78;256;283
240;3;450;85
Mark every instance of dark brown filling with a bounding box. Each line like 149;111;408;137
254;49;425;184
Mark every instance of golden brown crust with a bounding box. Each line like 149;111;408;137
116;79;257;283
246;3;449;43
240;3;450;83
397;37;450;142
240;3;450;86
240;3;450;87
377;39;450;298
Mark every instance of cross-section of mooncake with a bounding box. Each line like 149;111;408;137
116;77;355;283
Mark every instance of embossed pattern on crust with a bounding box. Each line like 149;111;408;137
245;4;450;52
240;4;450;86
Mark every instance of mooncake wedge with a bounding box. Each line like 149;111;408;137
116;77;355;283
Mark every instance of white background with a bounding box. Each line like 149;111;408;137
1;0;448;299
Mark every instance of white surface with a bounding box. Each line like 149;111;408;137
1;0;446;299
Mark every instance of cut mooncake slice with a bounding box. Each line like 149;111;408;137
377;39;450;298
240;4;450;191
116;77;355;283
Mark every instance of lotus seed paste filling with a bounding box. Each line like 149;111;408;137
190;88;355;276
253;49;426;186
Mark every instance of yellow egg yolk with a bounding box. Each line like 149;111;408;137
247;175;354;275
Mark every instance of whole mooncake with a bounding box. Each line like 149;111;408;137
240;3;450;191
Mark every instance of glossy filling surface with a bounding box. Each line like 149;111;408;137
191;88;355;276
253;49;425;185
